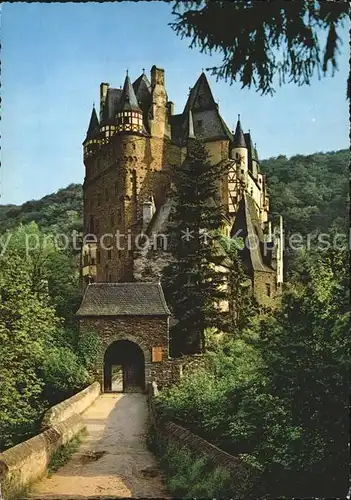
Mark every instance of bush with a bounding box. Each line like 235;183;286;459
148;429;233;498
78;329;101;374
41;347;90;405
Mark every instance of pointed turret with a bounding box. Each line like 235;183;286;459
116;72;145;135
119;72;142;112
230;114;248;185
83;106;101;158
232;115;246;148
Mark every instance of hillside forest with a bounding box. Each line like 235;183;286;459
0;149;349;497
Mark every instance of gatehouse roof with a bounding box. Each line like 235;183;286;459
76;282;171;317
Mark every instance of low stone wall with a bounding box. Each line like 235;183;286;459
0;415;83;500
0;382;100;500
148;382;260;498
41;381;100;429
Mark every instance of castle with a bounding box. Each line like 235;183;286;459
76;66;284;392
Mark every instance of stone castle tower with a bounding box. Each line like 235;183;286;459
81;65;283;308
77;65;284;392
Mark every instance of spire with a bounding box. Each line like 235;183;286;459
86;106;100;139
184;72;217;113
119;73;142;112
254;142;259;161
188;110;196;139
232;114;246;148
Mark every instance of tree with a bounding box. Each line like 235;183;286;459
163;138;227;355
218;234;258;333
2;222;82;329
169;1;349;96
253;245;350;497
0;250;59;450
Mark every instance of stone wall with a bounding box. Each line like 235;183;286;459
0;382;100;500
83;130;180;282
253;270;281;309
79;317;181;390
41;381;100;429
0;416;83;500
148;382;260;499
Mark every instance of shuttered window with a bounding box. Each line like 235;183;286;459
152;347;163;362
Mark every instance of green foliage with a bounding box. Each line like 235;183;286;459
1;222;81;327
218;235;258;333
0;224;87;451
157;246;350;497
170;1;349;96
77;329;102;374
260;149;349;236
148;430;233;498
163;138;228;355
41;347;90;405
0;249;59;450
0;184;83;235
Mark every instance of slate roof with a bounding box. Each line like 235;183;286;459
170;72;232;143
231;193;273;274
232;116;246;148
133;73;152;108
101;88;123;124
85;107;100;141
184;72;217;113
76;282;171;317
119;74;142;112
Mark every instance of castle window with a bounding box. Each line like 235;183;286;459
116;208;122;224
83;254;89;266
266;283;271;297
236;153;240;159
107;249;112;260
110;214;115;228
97;194;101;206
96;249;100;264
91;257;96;265
241;169;244;174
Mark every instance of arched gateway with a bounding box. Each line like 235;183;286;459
104;339;145;392
76;282;180;392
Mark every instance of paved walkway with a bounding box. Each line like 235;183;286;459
29;394;169;499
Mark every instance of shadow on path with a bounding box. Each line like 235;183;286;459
28;394;169;499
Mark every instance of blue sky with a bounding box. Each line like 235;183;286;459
1;2;349;205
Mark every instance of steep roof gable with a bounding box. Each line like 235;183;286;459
76;282;171;317
184;72;217;113
133;72;152;105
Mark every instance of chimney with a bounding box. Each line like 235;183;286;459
167;101;174;116
151;65;165;88
100;82;109;120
